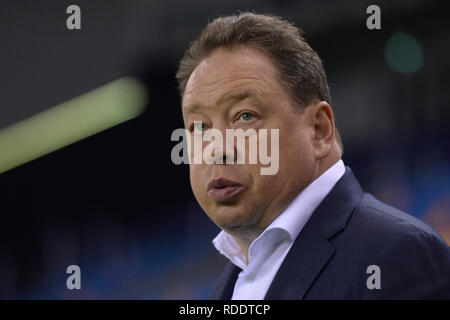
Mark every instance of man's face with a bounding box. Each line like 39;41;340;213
182;46;317;238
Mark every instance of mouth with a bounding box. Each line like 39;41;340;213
206;178;246;202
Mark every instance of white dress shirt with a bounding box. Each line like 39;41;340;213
212;160;346;300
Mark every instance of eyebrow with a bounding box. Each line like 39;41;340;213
183;88;261;115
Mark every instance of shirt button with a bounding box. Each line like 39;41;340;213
247;274;255;283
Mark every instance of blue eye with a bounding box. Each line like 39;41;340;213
240;112;254;121
193;121;207;133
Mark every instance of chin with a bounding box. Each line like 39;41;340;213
211;205;262;234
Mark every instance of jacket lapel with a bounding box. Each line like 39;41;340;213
264;167;365;299
210;262;242;299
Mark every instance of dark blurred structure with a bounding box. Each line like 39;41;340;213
0;0;449;298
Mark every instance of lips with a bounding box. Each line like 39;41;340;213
207;178;246;202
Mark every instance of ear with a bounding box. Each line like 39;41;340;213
309;101;335;160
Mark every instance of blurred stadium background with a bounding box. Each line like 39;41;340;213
0;0;449;299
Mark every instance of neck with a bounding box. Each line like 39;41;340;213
231;146;342;264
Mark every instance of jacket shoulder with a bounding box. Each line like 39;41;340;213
327;193;450;298
348;193;445;243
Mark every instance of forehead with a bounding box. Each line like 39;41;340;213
182;46;282;111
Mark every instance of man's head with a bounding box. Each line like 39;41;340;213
176;13;342;242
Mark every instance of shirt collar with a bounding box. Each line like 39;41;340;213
212;159;346;269
268;159;346;241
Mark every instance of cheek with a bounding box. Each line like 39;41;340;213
189;164;212;209
281;123;312;159
189;165;203;198
251;174;279;200
277;127;315;182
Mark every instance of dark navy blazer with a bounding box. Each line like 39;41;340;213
211;167;450;299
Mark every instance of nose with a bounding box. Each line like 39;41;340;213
203;127;237;165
